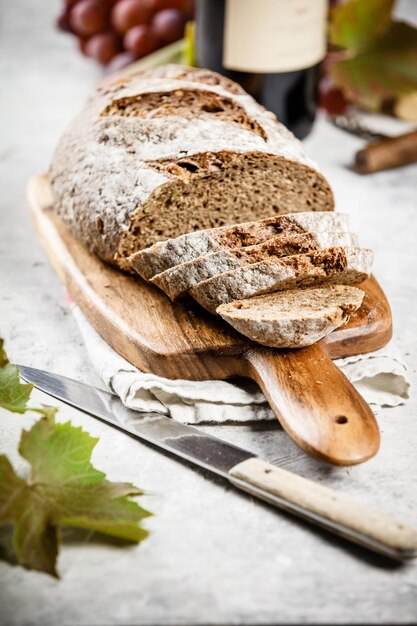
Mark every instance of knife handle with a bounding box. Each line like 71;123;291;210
228;458;417;561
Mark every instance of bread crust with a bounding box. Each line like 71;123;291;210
216;285;365;348
131;211;349;281
49;65;334;270
151;231;359;301
190;247;373;313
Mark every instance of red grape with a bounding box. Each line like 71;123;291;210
151;8;185;44
148;0;193;16
56;8;73;32
111;0;152;34
70;0;109;37
124;24;159;57
148;0;183;9
79;37;90;56
57;0;195;69
178;0;194;19
106;51;138;73
85;32;121;64
319;85;349;115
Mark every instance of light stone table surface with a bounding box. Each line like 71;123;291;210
1;1;417;625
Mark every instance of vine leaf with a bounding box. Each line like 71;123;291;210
0;416;151;577
0;339;33;413
0;340;152;578
328;0;417;111
329;0;394;52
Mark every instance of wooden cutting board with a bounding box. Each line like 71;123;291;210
27;175;392;467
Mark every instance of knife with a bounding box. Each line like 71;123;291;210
18;365;417;561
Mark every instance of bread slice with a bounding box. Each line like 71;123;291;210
190;246;373;313
130;212;351;280
216;285;365;348
151;230;359;300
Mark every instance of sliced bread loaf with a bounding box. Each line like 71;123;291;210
190;246;373;313
151;230;359;300
49;65;334;271
216;285;365;348
130;211;350;280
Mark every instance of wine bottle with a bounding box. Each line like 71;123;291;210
195;0;328;139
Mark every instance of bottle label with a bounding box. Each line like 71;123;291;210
223;0;328;73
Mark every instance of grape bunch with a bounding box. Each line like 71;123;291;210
57;0;194;72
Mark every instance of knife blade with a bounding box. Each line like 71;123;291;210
18;365;417;561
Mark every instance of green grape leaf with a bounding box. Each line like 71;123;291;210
329;0;394;52
0;340;8;368
0;341;64;419
0;416;151;577
30;405;59;420
330;22;417;110
0;339;33;413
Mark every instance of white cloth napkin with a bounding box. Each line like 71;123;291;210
72;305;410;424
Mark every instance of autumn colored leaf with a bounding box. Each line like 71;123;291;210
0;415;151;577
328;0;417;111
0;338;152;578
329;0;394;51
330;22;417;111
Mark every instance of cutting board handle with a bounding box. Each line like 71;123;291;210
244;344;380;466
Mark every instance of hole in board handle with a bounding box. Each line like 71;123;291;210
335;415;349;425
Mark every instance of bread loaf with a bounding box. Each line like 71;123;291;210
131;211;348;281
190;247;373;313
151;231;359;301
216;285;364;348
49;65;334;271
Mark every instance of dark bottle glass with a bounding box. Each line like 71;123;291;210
195;0;325;140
